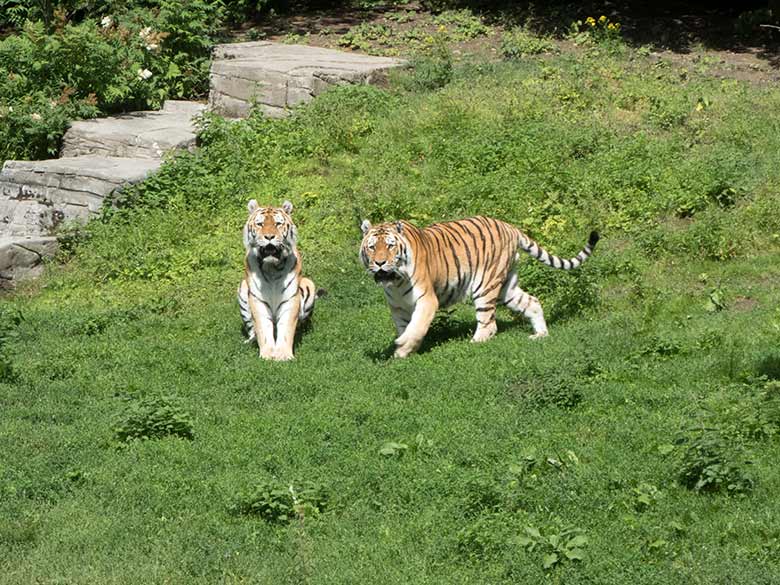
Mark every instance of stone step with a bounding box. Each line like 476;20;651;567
61;100;206;159
208;41;405;119
0;157;161;238
0;235;58;287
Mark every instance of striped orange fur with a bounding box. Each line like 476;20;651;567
238;200;321;361
359;216;599;358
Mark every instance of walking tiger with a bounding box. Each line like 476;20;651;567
359;216;599;358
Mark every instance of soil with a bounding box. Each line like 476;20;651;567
227;1;780;84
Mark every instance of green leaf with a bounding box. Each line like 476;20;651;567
542;552;559;569
568;534;588;548
658;443;675;455
565;548;585;561
515;536;534;548
524;526;542;539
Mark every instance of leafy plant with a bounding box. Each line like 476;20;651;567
230;480;328;523
677;428;753;494
515;522;588;570
500;28;557;60
396;34;453;92
0;305;23;383
431;9;489;41
113;395;194;442
631;482;662;512
568;15;623;45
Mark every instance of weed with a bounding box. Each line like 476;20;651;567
0;304;22;383
113;395;194;442
230;480;328;524
515;522;588;570
756;353;780;381
396;34;453;91
431;9;489;41
500;28;558;59
506;370;584;410
677;428;753;495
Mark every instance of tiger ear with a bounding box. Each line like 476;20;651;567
247;199;259;213
395;221;403;235
361;219;372;235
282;200;293;215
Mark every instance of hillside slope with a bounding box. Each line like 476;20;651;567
2;47;780;584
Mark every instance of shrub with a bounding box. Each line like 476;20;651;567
230;480;328;523
500;28;558;60
396;35;453;92
677;429;753;495
0;1;223;162
0;305;23;384
114;395;194;442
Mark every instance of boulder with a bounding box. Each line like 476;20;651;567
0;236;58;286
60;101;205;159
0;157;161;238
209;41;405;118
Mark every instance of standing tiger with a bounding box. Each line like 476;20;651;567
359;216;599;358
238;200;322;361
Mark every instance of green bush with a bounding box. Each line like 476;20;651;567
114;395;194;442
677;429;753;495
230;480;328;523
500;28;558;60
0;0;223;162
0;305;23;384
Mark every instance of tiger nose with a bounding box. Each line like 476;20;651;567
263;234;274;241
375;259;386;267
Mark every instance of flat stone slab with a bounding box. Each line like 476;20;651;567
61;101;206;159
0;157;161;238
209;41;405;118
0;235;58;286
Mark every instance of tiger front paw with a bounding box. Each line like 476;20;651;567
273;347;295;361
259;346;276;360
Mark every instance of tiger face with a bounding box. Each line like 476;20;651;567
360;220;407;286
243;200;297;266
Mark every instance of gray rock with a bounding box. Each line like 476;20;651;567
61;103;204;159
209;41;405;119
0;236;58;286
0;157;161;238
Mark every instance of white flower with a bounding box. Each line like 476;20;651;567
139;26;152;39
31;112;42;121
101;15;113;28
137;68;153;80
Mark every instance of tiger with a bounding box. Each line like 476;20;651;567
238;199;322;361
359;216;599;358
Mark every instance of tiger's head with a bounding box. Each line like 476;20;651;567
360;220;409;287
243;200;297;267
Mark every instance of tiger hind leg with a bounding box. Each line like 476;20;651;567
298;277;326;322
471;288;499;343
500;271;548;339
237;279;256;343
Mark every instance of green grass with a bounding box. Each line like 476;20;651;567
2;41;780;583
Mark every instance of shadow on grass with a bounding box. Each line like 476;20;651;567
365;314;529;362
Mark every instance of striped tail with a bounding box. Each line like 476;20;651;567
518;230;599;270
299;277;326;322
237;279;255;343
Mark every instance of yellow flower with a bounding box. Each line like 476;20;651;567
607;23;614;30
585;17;595;25
599;15;607;24
438;24;446;32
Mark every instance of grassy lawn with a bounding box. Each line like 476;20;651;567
2;32;780;584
